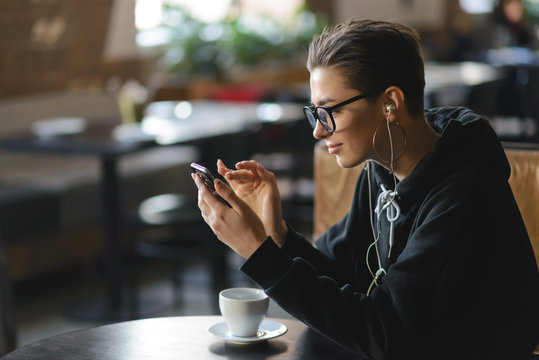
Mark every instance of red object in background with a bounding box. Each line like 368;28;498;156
212;84;270;102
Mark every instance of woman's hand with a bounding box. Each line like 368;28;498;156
192;172;268;259
217;159;287;246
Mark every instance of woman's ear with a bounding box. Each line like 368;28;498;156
382;86;405;121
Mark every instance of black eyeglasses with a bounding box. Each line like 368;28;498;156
303;90;381;133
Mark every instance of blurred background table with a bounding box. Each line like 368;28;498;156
0;101;307;321
0;124;160;321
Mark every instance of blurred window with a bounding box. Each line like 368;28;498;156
459;0;495;13
135;0;305;48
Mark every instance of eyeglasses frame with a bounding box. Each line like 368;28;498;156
303;90;383;133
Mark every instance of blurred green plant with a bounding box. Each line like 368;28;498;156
524;0;539;23
159;4;328;81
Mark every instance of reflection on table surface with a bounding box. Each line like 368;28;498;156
0;316;362;360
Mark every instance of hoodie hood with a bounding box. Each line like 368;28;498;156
373;106;510;202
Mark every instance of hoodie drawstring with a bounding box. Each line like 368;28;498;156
375;184;401;259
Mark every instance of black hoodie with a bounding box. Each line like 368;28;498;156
241;107;539;360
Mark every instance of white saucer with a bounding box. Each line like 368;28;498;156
208;320;287;344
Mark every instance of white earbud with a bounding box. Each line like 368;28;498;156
386;104;395;113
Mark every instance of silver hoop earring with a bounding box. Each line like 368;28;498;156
372;121;407;165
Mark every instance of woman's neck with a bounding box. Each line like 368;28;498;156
392;115;440;181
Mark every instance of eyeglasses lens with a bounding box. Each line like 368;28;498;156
316;108;333;132
303;108;317;129
304;107;334;132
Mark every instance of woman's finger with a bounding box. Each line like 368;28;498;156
224;168;255;183
192;172;211;195
217;159;257;184
216;159;234;177
192;173;214;216
235;160;259;171
214;178;244;211
194;172;235;215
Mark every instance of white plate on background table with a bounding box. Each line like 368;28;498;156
31;117;87;138
208;320;287;344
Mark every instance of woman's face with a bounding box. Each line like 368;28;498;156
309;66;382;168
504;0;524;24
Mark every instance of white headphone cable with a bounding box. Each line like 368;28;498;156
386;107;398;190
366;162;386;295
365;109;400;295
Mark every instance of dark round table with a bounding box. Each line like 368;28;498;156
1;316;361;359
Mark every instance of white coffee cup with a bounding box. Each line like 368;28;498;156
219;287;269;337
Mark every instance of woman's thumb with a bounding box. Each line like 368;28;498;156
215;179;240;207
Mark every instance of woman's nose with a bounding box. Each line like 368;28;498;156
312;120;330;140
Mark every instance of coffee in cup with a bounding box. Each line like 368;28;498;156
219;287;269;337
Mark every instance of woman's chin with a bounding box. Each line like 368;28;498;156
336;155;364;169
335;156;352;169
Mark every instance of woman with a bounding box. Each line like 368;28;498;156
490;0;536;49
192;19;539;359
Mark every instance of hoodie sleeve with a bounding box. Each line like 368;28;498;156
278;171;373;286
273;216;358;285
239;216;356;293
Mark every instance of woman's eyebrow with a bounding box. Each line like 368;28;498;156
314;97;335;106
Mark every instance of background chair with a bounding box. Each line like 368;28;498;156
466;66;539;143
126;193;228;318
0;241;16;355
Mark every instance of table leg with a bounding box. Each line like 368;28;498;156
100;155;123;314
64;156;128;321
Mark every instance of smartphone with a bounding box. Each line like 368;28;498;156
190;162;232;208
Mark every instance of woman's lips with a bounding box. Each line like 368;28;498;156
327;143;343;154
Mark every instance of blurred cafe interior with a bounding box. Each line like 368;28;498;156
0;0;538;353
